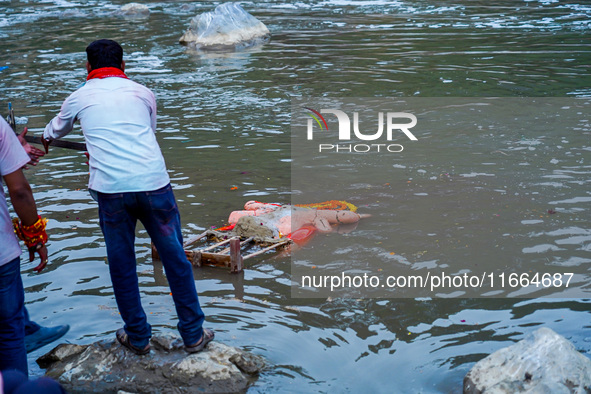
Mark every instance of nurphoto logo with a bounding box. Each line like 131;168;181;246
304;107;418;153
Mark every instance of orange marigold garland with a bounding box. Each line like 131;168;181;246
13;215;48;250
295;200;358;212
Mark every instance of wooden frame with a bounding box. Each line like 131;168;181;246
152;231;291;273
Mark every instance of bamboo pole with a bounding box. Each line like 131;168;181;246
183;231;208;248
243;240;291;260
220;236;254;254
200;237;232;252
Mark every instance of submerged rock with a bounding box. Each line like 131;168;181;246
464;327;591;394
120;3;150;17
38;333;265;393
179;3;270;51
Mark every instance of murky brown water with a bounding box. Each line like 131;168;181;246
290;97;591;299
1;0;590;392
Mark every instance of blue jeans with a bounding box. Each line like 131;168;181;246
1;370;65;394
23;308;40;336
0;257;27;376
96;184;205;348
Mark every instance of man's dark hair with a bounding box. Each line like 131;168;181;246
86;39;124;70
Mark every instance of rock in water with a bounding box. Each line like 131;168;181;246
464;327;591;393
179;3;270;51
120;3;150;16
37;333;265;393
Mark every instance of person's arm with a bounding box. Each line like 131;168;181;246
43;95;78;152
5;169;38;225
17;127;45;167
3;168;49;272
149;90;157;133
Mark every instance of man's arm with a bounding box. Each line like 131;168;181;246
43;95;78;152
17;127;45;167
3;168;49;271
149;90;157;133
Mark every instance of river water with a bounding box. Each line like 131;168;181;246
1;0;590;392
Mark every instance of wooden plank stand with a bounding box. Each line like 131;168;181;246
151;231;291;274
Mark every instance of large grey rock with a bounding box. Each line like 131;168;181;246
37;333;265;393
179;3;270;51
464;327;591;394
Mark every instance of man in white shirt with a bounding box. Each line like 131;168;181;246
0;117;49;374
44;39;213;354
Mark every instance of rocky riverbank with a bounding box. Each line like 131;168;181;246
38;333;265;393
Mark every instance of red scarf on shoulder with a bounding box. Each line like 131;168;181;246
87;67;128;81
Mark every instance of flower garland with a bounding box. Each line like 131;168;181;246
13;215;48;250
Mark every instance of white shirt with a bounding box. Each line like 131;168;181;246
0;117;30;266
44;76;170;193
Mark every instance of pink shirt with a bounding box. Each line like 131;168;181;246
0;117;30;266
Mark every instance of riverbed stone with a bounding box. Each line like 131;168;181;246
37;332;264;393
463;327;591;394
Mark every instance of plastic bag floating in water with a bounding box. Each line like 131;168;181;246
179;3;270;51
